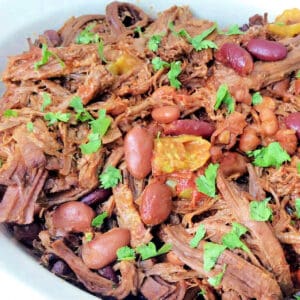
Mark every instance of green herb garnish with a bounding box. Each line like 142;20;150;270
34;43;65;70
92;211;108;228
195;163;219;198
190;224;206;248
203;242;226;271
247;142;291;168
99;166;122;189
3;109;18;118
250;197;273;221
252;92;263;105
84;232;93;242
148;34;164;52
136;242;172;260
26;122;34;132
297;162;300;174
295;198;300;219
80;133;101;155
151;57;170;71
69;96;93;122
214;84;235;113
208;264;227;287
44;112;71;126
167;61;182;89
296;70;300;79
134;26;143;37
41;93;52;112
219;24;244;35
117;246;136;261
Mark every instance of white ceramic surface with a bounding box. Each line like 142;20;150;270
0;0;299;299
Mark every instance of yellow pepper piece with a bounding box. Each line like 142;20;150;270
108;53;139;75
268;8;300;37
152;135;211;175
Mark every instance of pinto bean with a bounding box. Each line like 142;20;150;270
285;112;300;139
164;119;214;138
239;127;261;152
139;182;172;226
51;201;95;234
259;108;279;136
254;96;276;112
275;129;298;154
215;43;253;76
151;106;180;124
246;38;287;61
82;229;130;269
124;126;154;179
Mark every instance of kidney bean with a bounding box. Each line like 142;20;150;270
80;188;112;206
285;112;300;139
82;228;130;269
98;265;118;283
51;201;95;234
13;223;41;246
164;119;214;138
275;129;297;154
51;260;71;276
43;30;62;47
151;106;180;124
124;126;153;179
246;38;287;61
139;182;172;226
215;43;253;76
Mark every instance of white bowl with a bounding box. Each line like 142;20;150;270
0;0;298;299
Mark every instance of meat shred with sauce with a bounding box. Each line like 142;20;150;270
0;2;300;299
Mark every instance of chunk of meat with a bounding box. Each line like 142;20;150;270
113;184;152;247
247;163;266;200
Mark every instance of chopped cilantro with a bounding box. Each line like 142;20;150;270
293;295;300;300
297;162;300;174
117;246;136;261
44;112;71;126
136;242;172;260
34;43;65;70
0;159;3;168
148;34;164;52
41;93;52;112
295;198;300;219
80;133;101;155
167;61;182;89
203;242;226;271
69;96;93;122
247;142;291;168
92;211;108;228
222;222;250;253
99;166;122;189
84;232;93;242
3;109;18;118
252;92;263;105
198;289;206;296
190;224;206;248
219;24;244;35
97;38;107;63
151;57;170;71
26;122;34;132
208;264;227;287
195;163;219;198
250;197;273;221
296;70;300;79
134;26;143;37
214;84;235;113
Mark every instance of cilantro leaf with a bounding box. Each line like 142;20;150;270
214;84;235;113
296;70;300;79
97;38;107;63
293;295;300;300
297;162;300;174
203;242;226;271
80;133;101;155
192;39;217;51
148;34;164;52
99;166;122;189
167;61;182;89
195;163;219;198
220;24;244;35
198;289;206;296
90;109;111;137
41;93;52;112
44;112;71;126
76;24;97;44
190;224;206;248
222;222;250;253
69;96;93;122
34;43;65;70
0;159;3;168
3;109;18;118
136;242;172;260
26;122;34;132
208;264;227;287
252;92;263;105
151;57;170;71
250;197;273;221
134;26;143;37
92;211;108;228
295;198;300;219
247;142;291;168
190;24;217;51
84;232;93;242
117;246;136;261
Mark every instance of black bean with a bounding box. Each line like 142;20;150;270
98;265;118;283
80;188;112;206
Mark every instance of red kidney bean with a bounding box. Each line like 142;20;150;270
285;112;300;139
215;43;254;76
51;201;95;234
151;106;180;124
124;126;154;179
139;182;172;226
164;119;214;138
246;38;287;61
80;188;112;206
98;265;118;283
82;228;130;269
51;260;71;276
